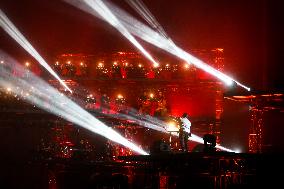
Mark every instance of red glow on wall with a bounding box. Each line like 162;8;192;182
166;87;216;117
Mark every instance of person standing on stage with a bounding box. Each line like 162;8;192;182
100;93;110;113
154;91;168;117
179;113;191;152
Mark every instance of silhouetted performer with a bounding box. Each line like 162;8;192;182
100;93;110;113
154;91;167;117
138;91;150;114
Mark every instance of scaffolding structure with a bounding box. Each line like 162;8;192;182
224;93;284;153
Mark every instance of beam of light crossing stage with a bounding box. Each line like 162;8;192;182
125;0;170;40
0;52;148;155
75;0;159;67
104;1;250;91
69;91;234;152
92;108;234;152
87;107;234;152
108;112;167;133
111;108;235;152
0;9;72;93
110;109;167;132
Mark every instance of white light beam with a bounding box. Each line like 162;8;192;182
125;0;170;39
0;9;72;93
81;0;159;67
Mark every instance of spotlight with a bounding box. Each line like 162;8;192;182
216;48;224;52
25;62;30;67
98;62;104;67
149;93;154;99
165;121;179;132
153;63;159;68
117;94;123;99
0;60;4;64
234;148;241;153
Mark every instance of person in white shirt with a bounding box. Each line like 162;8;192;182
179;113;191;152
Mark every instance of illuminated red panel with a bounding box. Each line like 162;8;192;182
166;86;216;117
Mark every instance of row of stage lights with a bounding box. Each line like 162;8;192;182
55;61;87;67
1;60;33;68
17;60;192;70
86;92;156;101
92;61;191;69
2;85;128;107
1;58;192;70
86;92;158;104
2;59;193;78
